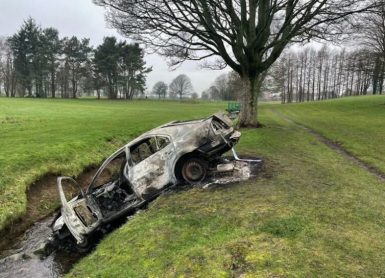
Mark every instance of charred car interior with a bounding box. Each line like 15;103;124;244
53;112;258;246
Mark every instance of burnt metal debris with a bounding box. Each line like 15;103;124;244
52;113;260;246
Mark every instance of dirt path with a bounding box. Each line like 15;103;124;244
272;108;385;182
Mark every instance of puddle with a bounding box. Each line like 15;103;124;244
0;159;262;278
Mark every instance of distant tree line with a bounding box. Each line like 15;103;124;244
0;18;151;99
199;39;385;103
268;46;384;103
268;0;385;103
152;71;244;101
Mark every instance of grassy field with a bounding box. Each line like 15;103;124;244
277;96;385;173
0;98;224;230
1;96;385;277
66;95;385;277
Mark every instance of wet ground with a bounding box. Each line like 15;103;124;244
0;158;262;278
0;216;82;278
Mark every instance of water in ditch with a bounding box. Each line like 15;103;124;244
0;215;82;278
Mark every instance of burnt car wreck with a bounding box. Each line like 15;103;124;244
53;113;255;246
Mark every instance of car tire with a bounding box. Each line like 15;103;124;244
75;237;91;253
181;158;207;184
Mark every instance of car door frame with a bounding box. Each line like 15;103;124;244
57;177;101;244
126;134;175;199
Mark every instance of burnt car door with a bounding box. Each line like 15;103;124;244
127;135;175;199
57;149;130;244
57;177;101;244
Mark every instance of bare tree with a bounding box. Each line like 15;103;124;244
208;85;221;100
214;74;230;100
270;45;381;102
201;90;209;99
152;81;168;98
0;37;16;97
227;71;243;101
169;74;193;99
354;0;385;94
269;54;287;103
191;92;199;99
94;0;373;127
0;37;5;95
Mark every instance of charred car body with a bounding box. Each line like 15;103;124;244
53;113;241;245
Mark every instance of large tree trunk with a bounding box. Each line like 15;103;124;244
238;74;264;128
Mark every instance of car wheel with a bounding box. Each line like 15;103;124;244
73;237;91;253
181;158;207;184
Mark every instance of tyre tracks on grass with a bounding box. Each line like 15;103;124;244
272;108;385;182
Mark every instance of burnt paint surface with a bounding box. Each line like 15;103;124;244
56;113;241;244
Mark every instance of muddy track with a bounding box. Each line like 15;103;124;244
272;108;385;182
0;164;101;253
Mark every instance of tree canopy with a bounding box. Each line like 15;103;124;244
152;81;168;99
169;74;193;99
2;18;151;99
95;0;374;126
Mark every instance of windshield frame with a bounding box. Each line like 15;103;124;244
87;146;127;193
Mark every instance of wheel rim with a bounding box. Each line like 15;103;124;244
182;161;205;182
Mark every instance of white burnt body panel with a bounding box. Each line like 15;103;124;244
53;113;242;245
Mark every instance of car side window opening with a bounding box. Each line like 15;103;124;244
130;136;171;165
157;136;170;150
93;151;126;188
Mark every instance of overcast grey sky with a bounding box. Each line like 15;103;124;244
0;0;229;94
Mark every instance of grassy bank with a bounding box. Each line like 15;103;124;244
0;98;223;230
276;96;385;173
68;96;385;277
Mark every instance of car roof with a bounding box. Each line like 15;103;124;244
127;112;230;145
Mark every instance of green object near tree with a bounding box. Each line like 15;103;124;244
226;102;241;113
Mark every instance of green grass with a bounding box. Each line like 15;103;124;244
2;96;385;277
275;95;385;173
67;96;385;277
0;98;224;230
